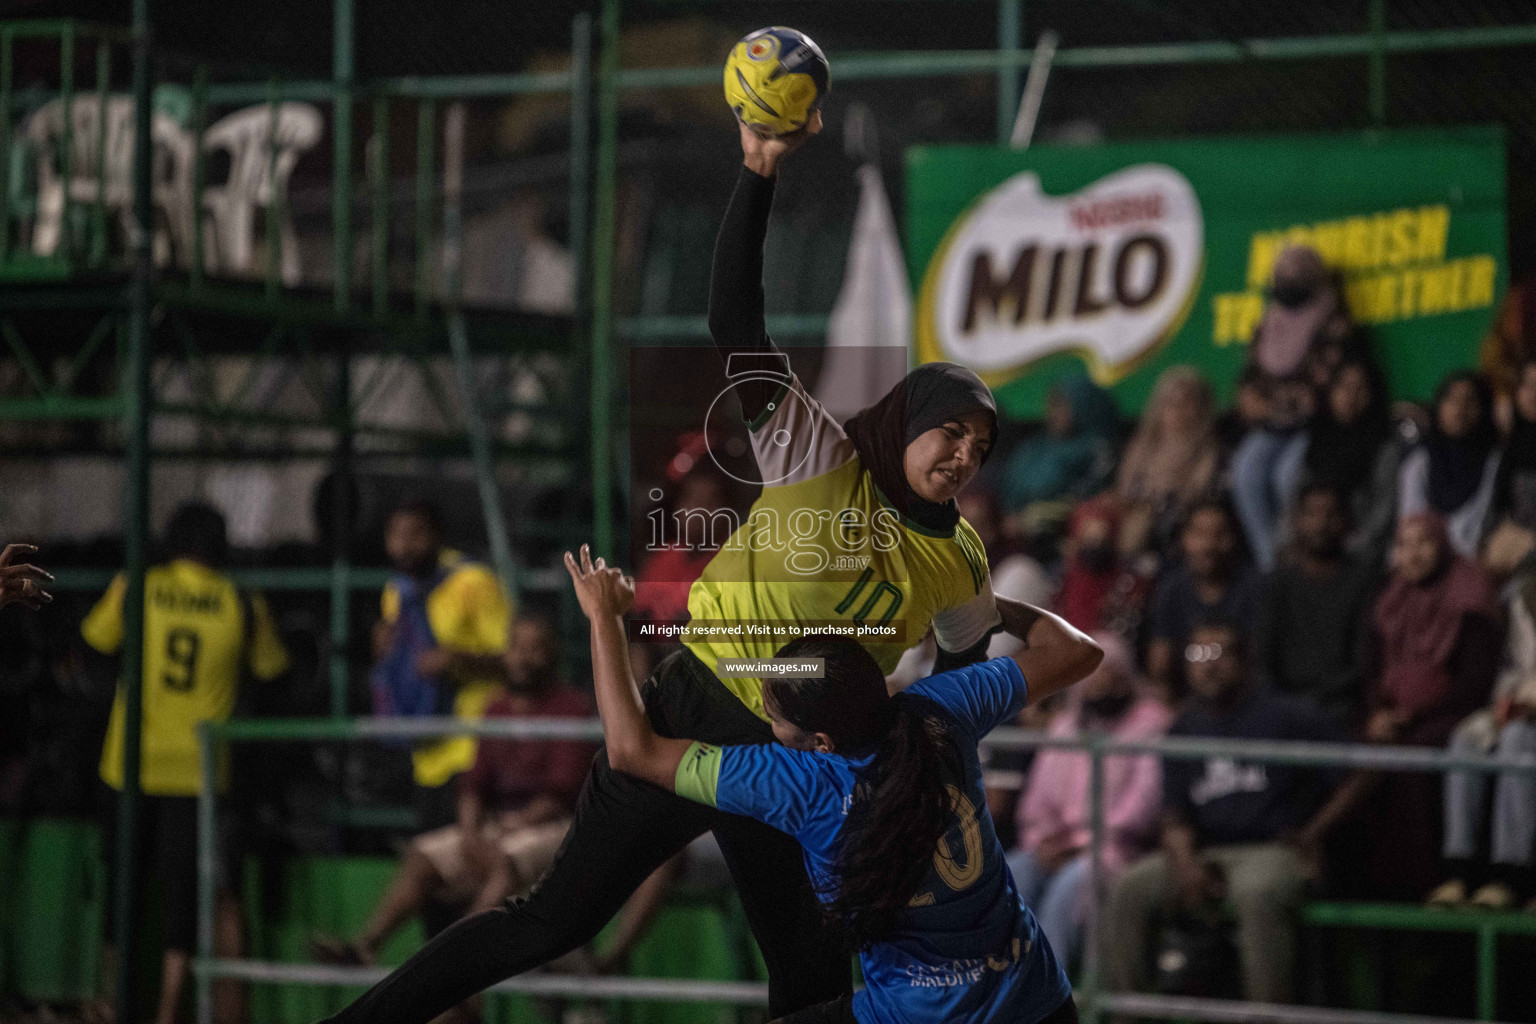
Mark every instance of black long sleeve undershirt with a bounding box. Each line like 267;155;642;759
708;165;782;423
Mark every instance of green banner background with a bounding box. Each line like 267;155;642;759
905;127;1507;417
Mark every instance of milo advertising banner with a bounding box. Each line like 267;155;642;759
907;127;1506;415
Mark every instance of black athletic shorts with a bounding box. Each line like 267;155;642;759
100;791;200;953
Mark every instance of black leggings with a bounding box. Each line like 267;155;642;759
324;650;852;1023
770;991;1079;1024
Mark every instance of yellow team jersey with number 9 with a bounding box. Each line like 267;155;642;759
83;559;290;796
683;375;998;720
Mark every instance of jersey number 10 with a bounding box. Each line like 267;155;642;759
834;568;904;623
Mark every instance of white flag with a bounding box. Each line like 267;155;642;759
814;162;912;422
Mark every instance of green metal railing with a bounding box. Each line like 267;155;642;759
8;5;1536;1023
195;718;1536;1024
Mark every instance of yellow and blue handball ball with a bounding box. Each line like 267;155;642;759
723;27;829;136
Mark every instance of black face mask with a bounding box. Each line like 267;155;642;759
1077;544;1117;574
1269;283;1315;310
1082;693;1134;721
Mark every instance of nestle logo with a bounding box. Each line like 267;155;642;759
1068;193;1165;232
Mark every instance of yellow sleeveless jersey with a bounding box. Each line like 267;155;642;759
83;560;290;796
683;374;999;720
380;553;512;787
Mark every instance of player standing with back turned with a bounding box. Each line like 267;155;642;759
84;502;290;1024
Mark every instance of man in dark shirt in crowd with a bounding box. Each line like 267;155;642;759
1146;500;1263;700
1256;483;1379;726
1105;620;1358;1005
315;614;595;965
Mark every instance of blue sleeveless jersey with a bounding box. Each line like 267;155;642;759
674;658;1072;1024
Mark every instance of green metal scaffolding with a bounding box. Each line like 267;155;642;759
5;2;1536;1022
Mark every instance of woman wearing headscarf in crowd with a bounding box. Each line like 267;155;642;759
1230;245;1356;572
1428;556;1536;911
1007;632;1172;976
1054;495;1151;641
1114;366;1220;559
1481;358;1536;577
1397;371;1503;560
1424;359;1536;909
1299;356;1404;563
1479;268;1536;425
999;372;1119;514
1348;512;1503;900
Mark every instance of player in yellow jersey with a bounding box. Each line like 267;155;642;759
82;502;289;1024
371;500;513;835
321;111;1012;1024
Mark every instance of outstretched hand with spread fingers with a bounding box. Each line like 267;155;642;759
563;544;635;620
0;544;53;612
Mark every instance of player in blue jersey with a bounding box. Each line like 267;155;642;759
564;544;1102;1024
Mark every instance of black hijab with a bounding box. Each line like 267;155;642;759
1494;359;1536;525
1304;357;1393;498
843;362;998;534
1424;371;1498;513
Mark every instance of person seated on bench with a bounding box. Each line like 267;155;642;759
314;614;595;963
1104;619;1359;1005
1429;552;1536;912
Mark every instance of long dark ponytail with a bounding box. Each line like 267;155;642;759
764;636;960;948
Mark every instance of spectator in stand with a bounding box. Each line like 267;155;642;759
1255;484;1378;727
1217;364;1271;455
1398;371;1502;559
1429;558;1536;911
1146;499;1262;702
1055;495;1151;641
1353;512;1503;899
999;372;1118;514
0;542;52;611
1479;269;1536;425
1114;366;1220;559
1482;357;1536;577
372;500;512;833
1105;620;1357;1005
316;615;595;965
82;503;290;1024
1299;357;1404;564
1231;245;1356;571
1007;632;1172;973
324;615;591;955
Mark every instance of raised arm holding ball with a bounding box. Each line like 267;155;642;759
321;29;1019;1024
